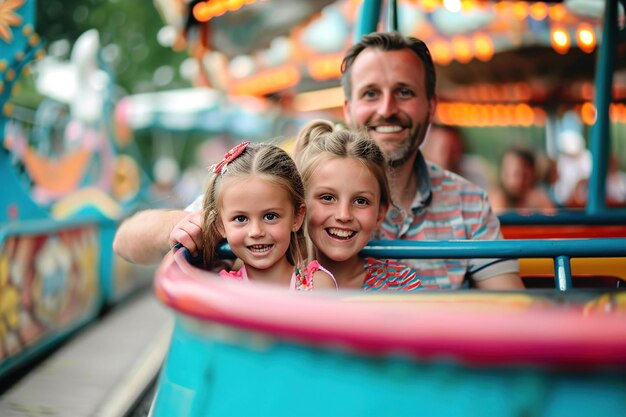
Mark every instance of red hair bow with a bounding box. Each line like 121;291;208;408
209;141;251;174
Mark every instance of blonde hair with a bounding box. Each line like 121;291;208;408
294;119;391;209
202;143;306;271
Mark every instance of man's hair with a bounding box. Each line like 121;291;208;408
341;31;437;101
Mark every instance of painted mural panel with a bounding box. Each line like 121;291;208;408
0;226;101;361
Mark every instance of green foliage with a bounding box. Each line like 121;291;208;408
35;0;190;94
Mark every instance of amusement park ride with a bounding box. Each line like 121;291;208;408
148;0;626;416
1;0;626;416
0;1;154;381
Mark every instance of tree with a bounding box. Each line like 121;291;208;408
35;0;189;94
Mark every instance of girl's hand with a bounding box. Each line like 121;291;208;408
169;210;204;257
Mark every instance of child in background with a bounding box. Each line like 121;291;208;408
489;147;555;213
294;120;422;291
201;141;336;290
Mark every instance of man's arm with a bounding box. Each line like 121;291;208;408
474;272;525;290
467;187;526;290
113;209;203;264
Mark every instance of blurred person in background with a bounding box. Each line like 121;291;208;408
421;124;495;192
606;155;626;206
552;130;592;206
489;147;555;213
535;153;560;205
567;154;626;208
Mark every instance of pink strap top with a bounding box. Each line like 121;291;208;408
219;260;336;291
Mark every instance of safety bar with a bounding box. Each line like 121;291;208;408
215;238;626;292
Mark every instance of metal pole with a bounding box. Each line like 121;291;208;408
554;255;573;291
355;0;382;42
386;0;398;32
587;0;619;214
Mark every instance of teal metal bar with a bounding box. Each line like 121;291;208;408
554;255;572;291
355;0;381;41
386;0;398;32
359;238;626;259
217;238;626;260
211;238;626;291
587;0;619;214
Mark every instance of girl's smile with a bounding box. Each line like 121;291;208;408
219;175;303;282
306;157;385;265
326;227;357;240
247;244;274;253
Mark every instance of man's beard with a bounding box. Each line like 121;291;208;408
385;121;429;169
386;142;414;168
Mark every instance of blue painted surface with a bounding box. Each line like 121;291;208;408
151;315;626;417
0;1;44;223
0;1;41;110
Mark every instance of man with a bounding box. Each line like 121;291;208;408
340;32;523;289
114;31;524;290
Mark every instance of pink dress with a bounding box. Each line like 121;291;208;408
219;261;336;291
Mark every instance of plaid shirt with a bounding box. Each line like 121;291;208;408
377;152;518;289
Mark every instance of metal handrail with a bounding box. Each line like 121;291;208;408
215;238;626;291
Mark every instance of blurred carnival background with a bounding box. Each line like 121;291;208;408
1;0;626;416
7;0;626;210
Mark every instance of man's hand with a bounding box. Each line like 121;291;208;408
114;209;189;264
169;210;204;258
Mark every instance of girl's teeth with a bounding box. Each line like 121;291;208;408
249;245;271;252
327;228;355;239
